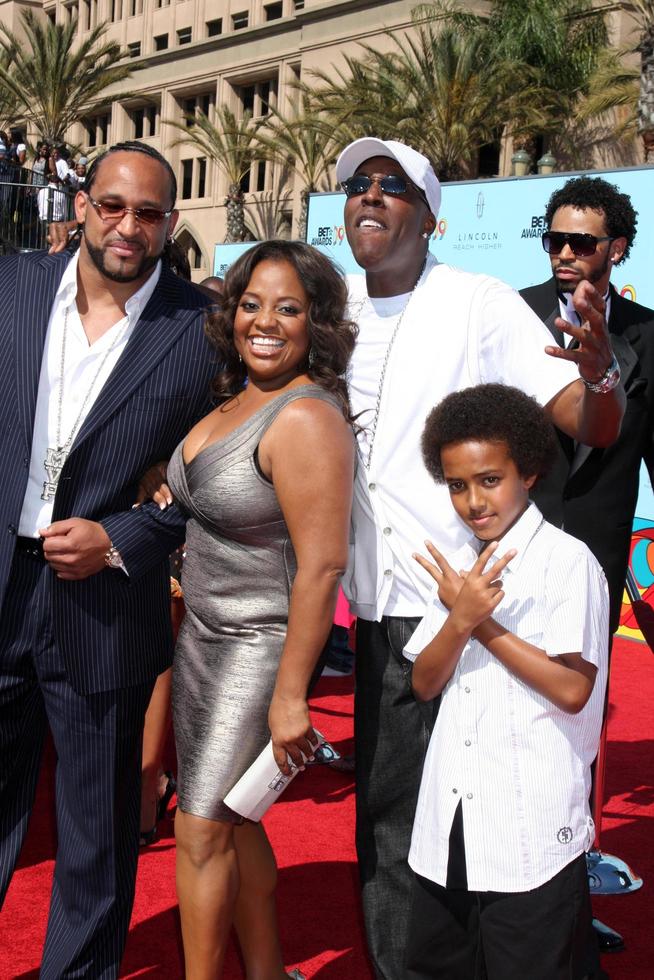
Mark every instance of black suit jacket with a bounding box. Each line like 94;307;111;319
0;251;216;693
520;277;654;633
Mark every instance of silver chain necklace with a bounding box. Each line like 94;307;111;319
41;305;131;501
364;257;428;471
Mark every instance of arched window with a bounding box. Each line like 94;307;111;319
175;227;206;271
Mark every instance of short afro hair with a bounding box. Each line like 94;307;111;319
422;383;558;483
544;176;637;263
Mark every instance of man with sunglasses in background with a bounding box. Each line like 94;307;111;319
522;175;654;971
336;138;626;980
0;141;214;977
522;175;652;632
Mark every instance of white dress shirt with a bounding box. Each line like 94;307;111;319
558;288;611;331
19;251;161;537
404;504;609;892
343;255;579;620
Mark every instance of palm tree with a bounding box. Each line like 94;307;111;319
414;0;639;169
254;94;340;239
0;48;17;133
309;24;532;180
0;10;132;145
170;105;262;242
625;1;654;160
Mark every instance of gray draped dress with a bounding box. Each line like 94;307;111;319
167;383;340;822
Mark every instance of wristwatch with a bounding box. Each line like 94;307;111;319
104;544;124;569
582;354;621;394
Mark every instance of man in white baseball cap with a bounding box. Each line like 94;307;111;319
337;136;624;980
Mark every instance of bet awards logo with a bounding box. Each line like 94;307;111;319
431;218;448;240
620;284;637;302
521;214;546;239
311;225;345;247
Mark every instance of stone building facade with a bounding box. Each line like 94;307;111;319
0;0;644;276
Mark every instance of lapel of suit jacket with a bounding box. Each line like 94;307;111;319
607;287;639;391
13;253;70;451
543;306;564;346
527;279;564;345
569;285;637;476
71;268;203;453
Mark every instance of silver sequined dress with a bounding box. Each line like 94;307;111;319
168;384;339;822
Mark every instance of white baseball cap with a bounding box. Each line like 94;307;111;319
336;137;441;218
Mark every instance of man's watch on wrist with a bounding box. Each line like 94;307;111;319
582;354;621;394
104;544;123;569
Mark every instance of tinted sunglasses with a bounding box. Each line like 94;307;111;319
88;195;173;226
341;173;428;206
541;231;612;257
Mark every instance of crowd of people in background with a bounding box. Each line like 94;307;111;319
0;130;87;248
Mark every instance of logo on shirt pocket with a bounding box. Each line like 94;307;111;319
557;826;573;844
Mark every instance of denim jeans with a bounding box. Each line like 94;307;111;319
355;616;439;980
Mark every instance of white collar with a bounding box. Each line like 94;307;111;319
56;250;162;320
558;286;611;323
467;502;545;575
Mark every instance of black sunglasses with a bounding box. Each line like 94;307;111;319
541;231;612;257
88;195;173;226
341;173;428;206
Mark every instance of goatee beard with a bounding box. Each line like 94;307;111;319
85;238;160;283
555;250;610;294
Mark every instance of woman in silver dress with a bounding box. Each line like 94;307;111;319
165;241;356;979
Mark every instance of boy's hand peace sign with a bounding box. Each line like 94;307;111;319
414;541;465;610
415;540;516;632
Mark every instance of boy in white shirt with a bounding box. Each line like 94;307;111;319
403;383;609;980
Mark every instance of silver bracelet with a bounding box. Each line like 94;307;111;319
582;354;621;394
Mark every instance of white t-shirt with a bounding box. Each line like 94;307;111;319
404;504;609;892
344;255;579;620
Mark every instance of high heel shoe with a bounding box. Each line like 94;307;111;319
140;771;177;847
156;771;177;821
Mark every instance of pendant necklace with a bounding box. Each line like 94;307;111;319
41;305;131;501
364;257;428;471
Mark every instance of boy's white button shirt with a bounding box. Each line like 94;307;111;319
405;504;609;893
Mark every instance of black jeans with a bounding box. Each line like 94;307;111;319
355;616;439;980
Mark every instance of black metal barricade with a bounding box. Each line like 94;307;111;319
0;172;76;253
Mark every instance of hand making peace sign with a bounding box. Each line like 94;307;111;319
415;540;517;631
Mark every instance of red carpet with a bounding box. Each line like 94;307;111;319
1;638;652;979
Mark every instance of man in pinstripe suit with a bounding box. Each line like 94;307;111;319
0;142;215;977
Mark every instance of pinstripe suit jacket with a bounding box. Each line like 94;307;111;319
0;251;217;693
